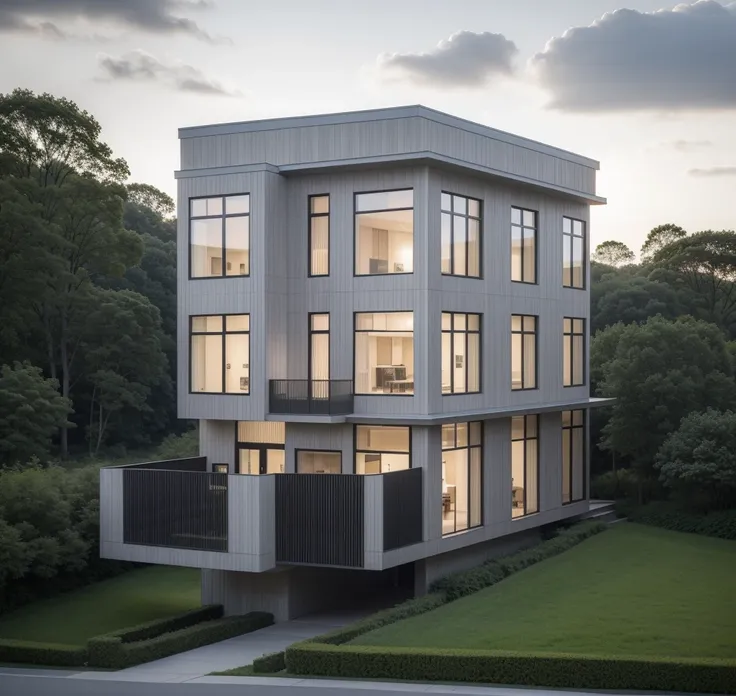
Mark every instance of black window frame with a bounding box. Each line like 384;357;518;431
511;414;540;518
562;409;586;505
511;314;538;391
563;317;586;387
441;191;483;279
510;206;538;285
188;193;250;280
441;312;482;395
295;449;343;474
563;216;586;290
441;421;483;535
189;313;250;395
353;188;414;277
353;424;412;474
308;193;330;277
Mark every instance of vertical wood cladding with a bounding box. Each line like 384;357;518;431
383;468;423;551
275;474;364;567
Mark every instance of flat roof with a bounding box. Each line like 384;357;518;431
178;104;599;170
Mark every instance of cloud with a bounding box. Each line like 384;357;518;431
531;0;736;111
689;166;736;177
97;50;240;96
0;0;226;42
378;30;518;87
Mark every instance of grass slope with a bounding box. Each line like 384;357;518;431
0;566;200;647
354;524;736;659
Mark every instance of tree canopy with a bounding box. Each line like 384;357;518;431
592;240;635;267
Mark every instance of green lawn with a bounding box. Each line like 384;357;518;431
354;524;736;659
0;566;200;647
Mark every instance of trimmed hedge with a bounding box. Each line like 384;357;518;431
252;651;286;673
286;643;736;694
0;639;87;667
624;502;736;540
88;611;273;669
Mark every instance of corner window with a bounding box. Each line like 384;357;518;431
190;314;249;394
563;317;585;387
563;217;586;289
442;422;482;535
355;189;413;275
190;194;249;278
309;195;329;276
511;207;537;284
296;450;342;474
562;410;585;504
441;192;481;277
355;425;410;474
355;312;414;395
442;312;481;394
511;315;537;390
511;415;539;517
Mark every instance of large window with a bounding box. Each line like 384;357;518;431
355;189;413;275
511;315;537;390
562;410;585;504
442;422;482;535
563;317;585;387
296;450;342;474
442;312;481;394
511;207;537;283
441;192;481;277
355;312;414;394
236;421;284;475
309;194;329;276
190;194;249;278
309;313;330;392
355;425;410;474
563;217;586;289
190;314;249;394
511;415;539;517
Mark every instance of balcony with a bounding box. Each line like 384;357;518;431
268;379;354;416
100;457;423;572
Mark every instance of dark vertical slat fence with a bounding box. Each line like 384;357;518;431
269;380;354;415
123;468;228;552
383;468;423;552
275;474;364;567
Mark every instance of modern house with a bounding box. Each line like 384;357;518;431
100;105;611;620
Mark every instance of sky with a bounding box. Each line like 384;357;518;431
1;0;735;254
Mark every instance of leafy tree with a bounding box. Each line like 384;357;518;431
0;363;72;468
655;409;736;511
640;223;686;263
592;316;736;484
126;183;174;219
592;240;635;267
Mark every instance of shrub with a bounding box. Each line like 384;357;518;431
111;604;222;643
0;639;87;667
286;644;736;694
627;501;736;540
590;469;639;500
252;651;286;673
88;611;273;669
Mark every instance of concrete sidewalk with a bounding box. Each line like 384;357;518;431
83;610;366;682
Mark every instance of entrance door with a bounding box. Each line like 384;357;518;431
237;444;285;474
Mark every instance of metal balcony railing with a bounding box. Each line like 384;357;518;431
269;379;354;415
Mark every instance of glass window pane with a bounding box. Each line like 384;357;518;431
573;409;584;426
453;195;467;215
468;332;480;392
191;198;207;217
441;312;452;331
468;198;480;218
563;335;572;386
297;450;341;474
572;427;584;500
523;229;536;282
523;334;536;388
311;313;329;331
192;315;222;333
511;208;521;225
525;439;539;513
355;209;413;275
564;318;571;333
441;213;452;273
226;194;249;215
454;216;467;276
225;333;249;393
191;334;223;393
511;333;522;389
511;315;522;332
573;237;584;288
562;428;571;504
511;416;525;440
441;424;455;449
453;313;466;331
226;314;249;332
526;414;538;438
523;315;536;332
574;220;584;237
467;219;480;277
225;216;249;276
562;410;572;427
563;236;572;287
310;195;329;214
467;313;480;331
441;192;452;211
511;439;525;517
453;333;466;393
191;218;223;277
470;448;482;527
573;335;584;384
356;189;413;212
469;421;481;446
356;425;410;456
442;332;452;393
310;216;329;275
563;217;572;234
511;225;522;281
456;422;468;448
523;209;535;227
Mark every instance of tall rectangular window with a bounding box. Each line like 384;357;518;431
355;425;410;474
511;207;537;283
563;217;586;289
309;194;329;276
441;192;481;277
190;314;249;394
355;312;414;394
442;422;482;535
442;312;481;394
355;189;413;275
562;410;585;504
511;315;537;390
190;194;250;278
237;421;284;475
563;317;585;387
511;415;539;517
